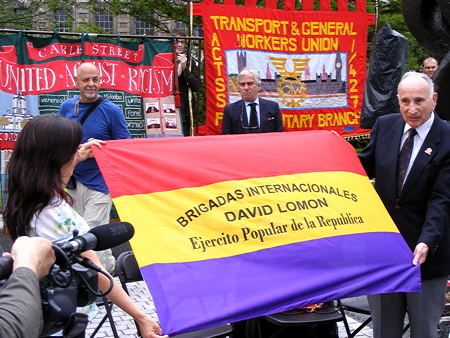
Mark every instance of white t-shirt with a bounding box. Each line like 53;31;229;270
29;197;98;333
29;197;90;242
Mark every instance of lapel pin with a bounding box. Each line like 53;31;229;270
424;148;432;155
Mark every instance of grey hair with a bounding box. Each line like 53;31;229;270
237;68;261;85
399;71;434;96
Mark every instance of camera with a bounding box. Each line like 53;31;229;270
0;222;135;338
39;259;99;337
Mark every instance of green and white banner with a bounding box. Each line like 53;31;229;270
0;32;177;207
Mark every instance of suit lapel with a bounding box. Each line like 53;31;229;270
239;100;250;134
385;117;405;196
258;99;267;132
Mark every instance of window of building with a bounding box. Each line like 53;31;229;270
14;8;27;14
135;19;155;35
55;9;71;32
95;9;113;33
175;21;187;30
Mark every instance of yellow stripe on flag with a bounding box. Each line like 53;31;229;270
114;171;397;265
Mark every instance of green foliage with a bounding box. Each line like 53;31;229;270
0;0;41;30
346;137;370;154
93;0;201;33
0;0;80;31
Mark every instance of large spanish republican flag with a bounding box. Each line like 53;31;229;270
94;131;420;336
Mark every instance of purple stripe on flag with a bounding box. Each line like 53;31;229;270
140;232;421;335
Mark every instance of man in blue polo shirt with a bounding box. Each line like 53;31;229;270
59;62;130;274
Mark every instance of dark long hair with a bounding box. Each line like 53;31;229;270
4;114;82;240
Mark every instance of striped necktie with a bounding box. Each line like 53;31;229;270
397;128;417;197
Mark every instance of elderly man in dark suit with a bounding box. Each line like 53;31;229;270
359;71;450;338
222;68;283;134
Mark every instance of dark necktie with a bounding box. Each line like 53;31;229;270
248;103;259;133
397;128;417;197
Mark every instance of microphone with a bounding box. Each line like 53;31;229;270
59;222;135;253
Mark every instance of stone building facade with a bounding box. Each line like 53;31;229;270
16;0;186;36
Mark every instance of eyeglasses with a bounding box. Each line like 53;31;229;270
239;81;255;87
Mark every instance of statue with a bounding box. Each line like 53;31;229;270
403;0;450;120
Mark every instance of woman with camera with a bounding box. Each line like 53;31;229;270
3;114;168;338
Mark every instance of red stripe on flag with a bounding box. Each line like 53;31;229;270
94;130;367;198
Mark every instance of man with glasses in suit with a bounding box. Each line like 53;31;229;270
222;67;283;338
222;68;283;134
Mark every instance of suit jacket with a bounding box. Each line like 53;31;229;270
0;267;43;337
222;97;284;134
359;113;450;279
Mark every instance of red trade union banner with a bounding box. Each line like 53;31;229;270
193;0;375;137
